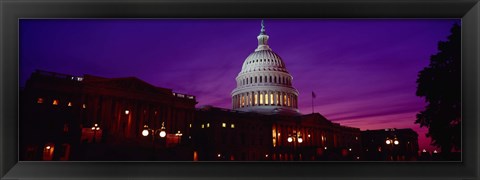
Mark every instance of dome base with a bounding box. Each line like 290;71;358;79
235;106;300;115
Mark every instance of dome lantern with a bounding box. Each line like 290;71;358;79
256;19;271;52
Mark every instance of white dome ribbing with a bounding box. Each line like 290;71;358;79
231;20;299;115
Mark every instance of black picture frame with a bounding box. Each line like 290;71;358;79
1;0;479;179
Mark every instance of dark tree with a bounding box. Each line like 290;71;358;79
416;23;461;156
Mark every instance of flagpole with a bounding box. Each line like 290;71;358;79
311;91;314;114
312;96;315;114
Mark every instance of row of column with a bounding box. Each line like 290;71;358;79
232;91;297;109
238;75;292;87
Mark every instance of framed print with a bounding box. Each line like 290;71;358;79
1;0;479;179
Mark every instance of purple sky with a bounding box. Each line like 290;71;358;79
20;19;460;152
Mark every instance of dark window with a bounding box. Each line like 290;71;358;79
241;133;246;145
255;77;257;83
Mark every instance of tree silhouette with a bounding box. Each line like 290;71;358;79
416;23;461;156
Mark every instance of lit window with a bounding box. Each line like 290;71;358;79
52;100;59;105
270;93;274;105
37;98;44;104
254;94;258;105
276;93;280;104
125;110;129;115
82;104;86;109
249;94;252;105
264;93;268;105
241;95;245;106
67;102;72;107
201;124;204;129
189;124;192;128
222;123;226;128
260;93;263;105
230;124;235;128
207;123;210;128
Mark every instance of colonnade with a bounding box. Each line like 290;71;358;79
232;91;297;109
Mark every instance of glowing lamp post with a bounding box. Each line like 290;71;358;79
141;122;167;160
287;131;303;160
91;123;100;143
385;136;399;160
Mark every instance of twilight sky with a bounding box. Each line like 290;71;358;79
20;19;460;152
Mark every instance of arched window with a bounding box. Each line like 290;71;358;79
274;76;277;83
276;92;280;105
260;92;264;105
287;95;291;107
255;76;257;83
270;93;274;105
270;76;272;83
264;92;269;105
241;94;245;107
250;77;252;84
243;79;245;85
260;76;262;83
283;77;285;84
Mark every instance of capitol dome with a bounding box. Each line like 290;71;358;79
231;20;299;115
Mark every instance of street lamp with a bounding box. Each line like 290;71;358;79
287;131;303;160
175;131;183;144
142;122;167;159
91;123;100;143
385;136;399;160
393;139;399;145
142;122;167;140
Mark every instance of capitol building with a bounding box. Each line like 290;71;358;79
19;20;419;161
232;20;299;115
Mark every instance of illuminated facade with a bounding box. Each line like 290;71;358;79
20;70;197;160
192;106;362;161
231;20;299;115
